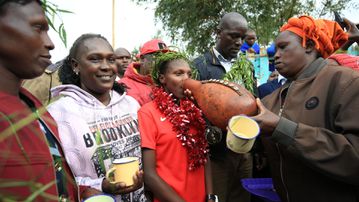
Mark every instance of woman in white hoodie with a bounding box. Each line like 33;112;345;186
47;34;146;202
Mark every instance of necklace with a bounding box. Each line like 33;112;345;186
153;87;208;170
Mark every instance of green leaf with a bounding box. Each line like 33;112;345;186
57;9;74;14
42;1;73;48
0;180;31;188
24;181;56;202
45;16;56;31
61;26;68;48
223;54;255;93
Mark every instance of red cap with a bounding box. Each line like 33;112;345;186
139;39;169;57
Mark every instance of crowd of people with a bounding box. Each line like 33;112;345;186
0;0;358;202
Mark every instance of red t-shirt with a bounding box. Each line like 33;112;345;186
138;101;206;202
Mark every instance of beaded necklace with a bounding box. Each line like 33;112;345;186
153;87;208;170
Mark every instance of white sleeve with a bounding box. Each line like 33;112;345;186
75;176;104;191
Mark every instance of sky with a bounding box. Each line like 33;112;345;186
48;0;168;62
48;0;359;63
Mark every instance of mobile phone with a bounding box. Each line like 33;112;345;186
334;11;346;30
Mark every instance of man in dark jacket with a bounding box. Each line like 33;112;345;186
193;12;252;202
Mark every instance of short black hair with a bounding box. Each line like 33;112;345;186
0;0;41;15
59;33;126;95
218;12;247;30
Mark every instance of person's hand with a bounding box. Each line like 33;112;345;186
184;89;195;101
251;98;280;135
81;187;103;200
343;18;359;43
102;170;144;195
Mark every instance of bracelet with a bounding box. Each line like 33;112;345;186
207;194;218;201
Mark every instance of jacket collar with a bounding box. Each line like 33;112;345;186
297;57;327;80
208;48;223;66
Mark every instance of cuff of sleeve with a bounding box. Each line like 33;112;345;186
92;177;104;192
271;117;298;146
76;176;104;192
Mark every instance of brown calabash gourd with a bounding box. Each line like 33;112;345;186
183;79;258;130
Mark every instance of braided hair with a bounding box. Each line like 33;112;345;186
58;33;126;95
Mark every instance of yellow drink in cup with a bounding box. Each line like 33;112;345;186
226;115;260;153
105;157;139;186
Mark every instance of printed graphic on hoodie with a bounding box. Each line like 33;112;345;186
85;115;140;177
47;85;146;202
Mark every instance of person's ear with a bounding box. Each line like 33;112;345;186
305;40;316;54
215;27;222;39
71;58;80;75
305;47;313;54
159;74;165;84
305;46;315;53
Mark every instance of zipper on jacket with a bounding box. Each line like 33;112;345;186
278;82;292;116
277;82;293;201
276;143;290;202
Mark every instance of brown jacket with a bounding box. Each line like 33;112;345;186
262;58;359;202
22;66;61;105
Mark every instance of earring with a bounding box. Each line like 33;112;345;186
74;70;79;75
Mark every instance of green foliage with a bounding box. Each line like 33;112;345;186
312;0;358;17
0;180;58;201
0;106;58;201
131;45;140;60
223;54;255;93
132;0;356;54
41;0;73;48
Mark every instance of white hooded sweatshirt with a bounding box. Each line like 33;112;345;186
47;84;146;202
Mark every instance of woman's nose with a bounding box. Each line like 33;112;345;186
100;61;112;70
274;50;280;60
183;73;191;80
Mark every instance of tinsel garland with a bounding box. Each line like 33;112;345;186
153;87;209;170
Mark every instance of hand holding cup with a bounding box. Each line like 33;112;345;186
103;157;143;195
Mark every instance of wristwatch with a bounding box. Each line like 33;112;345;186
207;194;218;202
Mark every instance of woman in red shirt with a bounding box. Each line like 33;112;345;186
138;52;216;202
